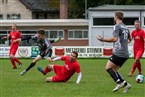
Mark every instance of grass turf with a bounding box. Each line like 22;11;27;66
0;58;144;97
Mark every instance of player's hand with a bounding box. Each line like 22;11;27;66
47;57;54;62
97;35;104;41
13;40;17;43
2;36;7;40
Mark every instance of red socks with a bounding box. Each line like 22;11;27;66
44;66;51;74
10;59;16;68
10;57;21;68
13;58;21;64
131;61;142;74
130;62;137;74
137;62;142;73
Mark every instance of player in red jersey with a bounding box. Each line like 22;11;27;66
2;24;22;69
128;20;145;77
37;51;82;83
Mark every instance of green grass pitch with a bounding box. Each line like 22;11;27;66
0;58;144;97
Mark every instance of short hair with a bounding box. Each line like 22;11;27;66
134;20;141;23
37;29;45;35
72;51;78;58
12;23;17;27
115;11;124;20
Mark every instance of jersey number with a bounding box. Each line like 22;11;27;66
122;30;128;40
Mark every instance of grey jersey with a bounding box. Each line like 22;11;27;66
31;35;52;51
112;23;130;58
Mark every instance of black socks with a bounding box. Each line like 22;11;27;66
26;62;36;71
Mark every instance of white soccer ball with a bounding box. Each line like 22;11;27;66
136;74;144;83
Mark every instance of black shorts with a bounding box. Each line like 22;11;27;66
39;49;52;58
109;54;128;67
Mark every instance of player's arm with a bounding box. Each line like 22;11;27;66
76;72;82;84
21;35;37;41
128;35;132;43
97;35;118;42
13;38;21;43
128;30;133;43
2;34;10;40
21;36;32;41
47;57;61;62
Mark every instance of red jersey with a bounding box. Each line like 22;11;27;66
9;30;21;47
60;56;81;80
131;29;145;50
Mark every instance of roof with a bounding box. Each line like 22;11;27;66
19;0;59;12
1;19;88;27
88;4;145;11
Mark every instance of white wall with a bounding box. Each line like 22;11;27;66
88;10;144;46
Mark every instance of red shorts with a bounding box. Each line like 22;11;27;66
9;46;18;55
52;65;67;82
134;49;144;59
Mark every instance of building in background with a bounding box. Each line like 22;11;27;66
1;4;145;46
0;19;88;46
0;0;59;19
88;5;145;46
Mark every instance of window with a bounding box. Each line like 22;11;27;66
93;17;139;26
123;17;139;25
36;13;47;19
46;30;64;39
7;14;21;20
68;30;88;39
0;14;3;20
2;0;8;4
21;31;36;35
93;18;114;26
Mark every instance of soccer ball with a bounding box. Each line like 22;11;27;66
136;74;144;83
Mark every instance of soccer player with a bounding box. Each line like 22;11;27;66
128;20;145;77
20;29;60;76
37;51;82;83
97;11;131;93
2;24;22;69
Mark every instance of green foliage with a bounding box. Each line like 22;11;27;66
47;0;145;18
0;58;145;97
48;0;59;9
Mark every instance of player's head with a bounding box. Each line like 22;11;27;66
134;20;141;30
37;29;45;40
11;24;17;31
70;51;78;62
114;11;124;24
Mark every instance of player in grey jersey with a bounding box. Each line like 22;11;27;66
97;11;132;93
20;29;60;76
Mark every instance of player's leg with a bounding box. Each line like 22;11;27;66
45;49;53;62
9;47;22;69
46;77;53;82
20;55;42;76
129;50;143;76
135;50;144;74
9;56;17;69
128;50;137;76
12;47;22;68
46;75;66;82
37;65;54;75
106;55;130;92
105;60;121;84
112;57;131;93
105;60;124;92
9;47;16;69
